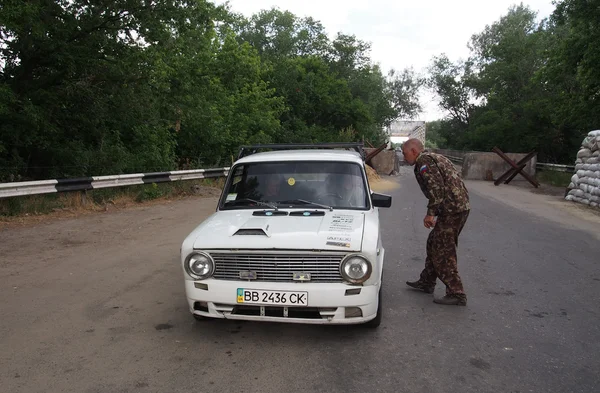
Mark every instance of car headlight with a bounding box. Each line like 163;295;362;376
185;252;214;280
340;254;372;284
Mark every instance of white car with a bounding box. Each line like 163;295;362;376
180;143;392;328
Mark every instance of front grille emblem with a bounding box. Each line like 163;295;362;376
239;271;257;280
293;272;312;281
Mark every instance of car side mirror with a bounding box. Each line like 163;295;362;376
371;192;392;208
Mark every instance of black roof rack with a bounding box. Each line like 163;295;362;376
237;142;365;160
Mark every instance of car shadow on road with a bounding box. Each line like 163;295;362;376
186;317;381;341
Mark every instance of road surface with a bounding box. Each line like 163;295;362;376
1;167;599;393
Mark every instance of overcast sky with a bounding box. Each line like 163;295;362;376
215;0;557;120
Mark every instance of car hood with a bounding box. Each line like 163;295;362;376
190;210;365;251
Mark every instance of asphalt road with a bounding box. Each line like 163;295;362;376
1;168;599;393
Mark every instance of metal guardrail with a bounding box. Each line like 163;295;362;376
536;163;575;173
0;155;577;200
445;155;465;164
0;168;230;199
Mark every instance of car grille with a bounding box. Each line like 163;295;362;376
211;252;344;282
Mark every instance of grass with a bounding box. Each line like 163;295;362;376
536;170;573;188
0;177;225;218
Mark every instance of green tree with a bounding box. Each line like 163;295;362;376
426;3;589;163
0;0;219;180
233;7;423;146
0;2;425;181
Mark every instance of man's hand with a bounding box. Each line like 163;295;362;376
424;215;436;229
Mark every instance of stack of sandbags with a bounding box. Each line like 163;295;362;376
566;130;600;208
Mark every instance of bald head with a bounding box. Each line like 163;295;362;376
403;138;424;152
401;138;424;165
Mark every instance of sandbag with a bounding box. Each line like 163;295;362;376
591;202;599;208
581;178;594;186
577;170;585;177
593;151;600;157
576;158;583;164
589;130;600;137
583;164;591;171
572;189;585;197
571;174;579;184
578;149;592;158
582;137;595;149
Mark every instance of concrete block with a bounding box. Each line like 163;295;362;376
365;148;397;175
461;152;537;181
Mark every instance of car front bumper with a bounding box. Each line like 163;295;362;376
184;279;380;325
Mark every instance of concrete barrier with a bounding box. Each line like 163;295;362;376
365;148;397;175
432;149;537;181
461;152;537;181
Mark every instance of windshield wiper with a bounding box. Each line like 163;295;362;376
278;199;333;211
225;198;278;210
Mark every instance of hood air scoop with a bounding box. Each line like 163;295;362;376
233;228;267;236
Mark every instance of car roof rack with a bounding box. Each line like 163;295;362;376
237;142;365;160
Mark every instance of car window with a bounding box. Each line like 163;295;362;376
220;161;369;210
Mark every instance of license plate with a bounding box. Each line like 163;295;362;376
237;289;308;306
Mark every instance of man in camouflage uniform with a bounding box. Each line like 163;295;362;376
401;139;470;306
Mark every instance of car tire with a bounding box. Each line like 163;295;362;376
364;282;382;328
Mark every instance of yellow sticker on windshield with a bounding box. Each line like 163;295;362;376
288;177;296;186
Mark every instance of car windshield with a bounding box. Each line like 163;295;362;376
220;160;370;210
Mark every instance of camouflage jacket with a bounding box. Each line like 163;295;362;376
413;151;470;216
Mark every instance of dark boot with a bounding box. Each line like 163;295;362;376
433;295;467;306
406;280;434;294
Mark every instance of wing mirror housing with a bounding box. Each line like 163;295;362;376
371;192;392;208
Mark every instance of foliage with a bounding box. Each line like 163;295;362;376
0;3;422;181
536;170;572;188
426;1;600;164
424;120;447;149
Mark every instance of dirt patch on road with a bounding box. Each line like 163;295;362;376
370;177;400;193
466;180;600;239
366;164;401;193
0;189;222;231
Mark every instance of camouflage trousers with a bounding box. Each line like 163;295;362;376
419;210;470;298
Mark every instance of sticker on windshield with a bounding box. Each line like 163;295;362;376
226;193;237;201
287;177;296;186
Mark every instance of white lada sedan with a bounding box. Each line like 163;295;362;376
180;143;392;327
